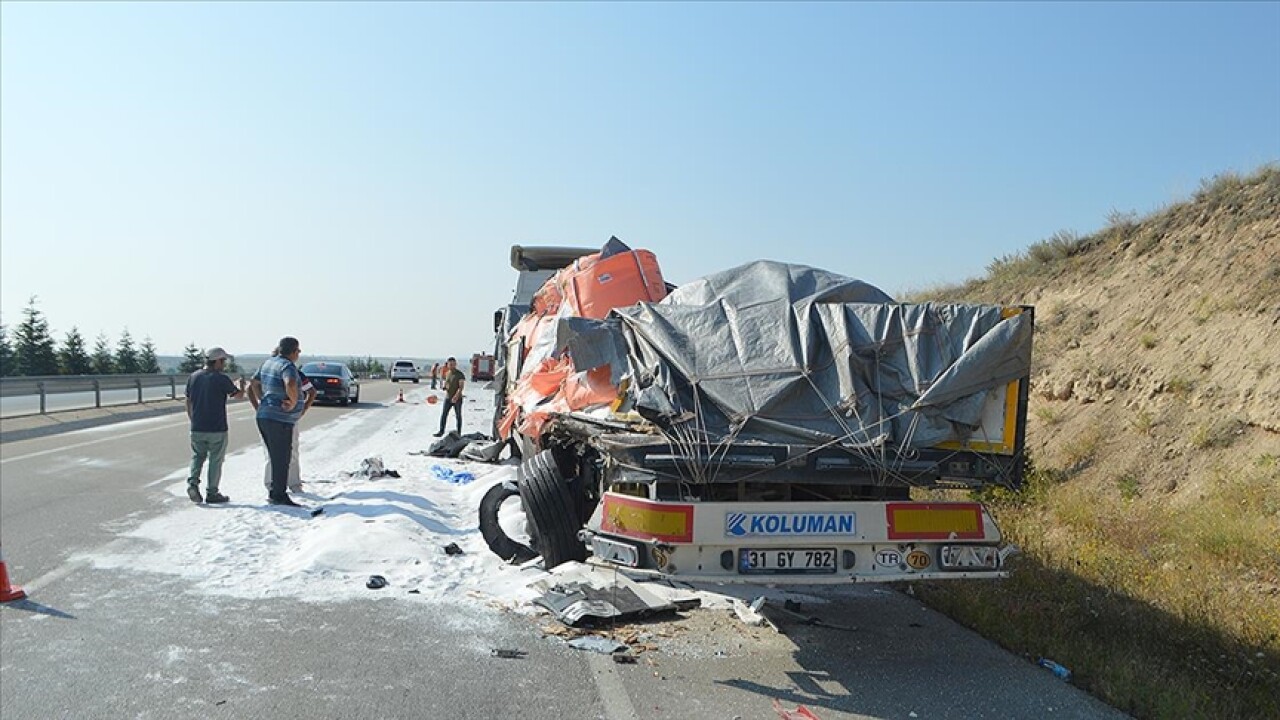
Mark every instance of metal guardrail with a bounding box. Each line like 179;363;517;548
0;374;192;414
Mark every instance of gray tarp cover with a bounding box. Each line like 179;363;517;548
562;261;1032;449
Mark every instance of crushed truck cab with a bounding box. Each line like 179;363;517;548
483;240;1033;585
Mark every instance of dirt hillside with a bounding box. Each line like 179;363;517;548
926;166;1279;502
911;165;1279;719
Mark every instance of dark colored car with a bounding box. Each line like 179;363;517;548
300;361;360;406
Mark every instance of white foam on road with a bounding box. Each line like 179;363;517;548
86;390;540;605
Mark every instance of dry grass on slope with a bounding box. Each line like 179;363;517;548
907;166;1280;719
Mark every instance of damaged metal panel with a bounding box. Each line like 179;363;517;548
529;562;678;626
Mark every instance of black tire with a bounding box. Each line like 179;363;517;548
339;397;349;406
518;450;587;568
413;379;419;384
479;483;537;564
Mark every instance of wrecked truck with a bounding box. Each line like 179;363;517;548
481;239;1033;583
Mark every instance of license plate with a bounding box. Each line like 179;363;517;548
739;548;837;574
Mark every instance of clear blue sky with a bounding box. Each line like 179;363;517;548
2;2;1277;359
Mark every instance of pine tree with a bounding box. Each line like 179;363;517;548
114;329;140;374
91;333;115;375
0;322;13;377
139;337;161;374
178;343;204;373
59;327;92;375
13;296;59;376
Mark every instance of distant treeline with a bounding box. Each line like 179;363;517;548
0;296;232;378
1;297;396;379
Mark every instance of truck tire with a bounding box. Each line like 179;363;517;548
518;450;587;568
478;483;537;564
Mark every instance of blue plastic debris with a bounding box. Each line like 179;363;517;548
1037;657;1072;681
430;465;475;485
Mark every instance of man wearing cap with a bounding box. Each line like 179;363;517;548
185;347;246;504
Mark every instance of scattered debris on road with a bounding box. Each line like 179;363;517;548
348;457;400;479
427;431;491;458
567;635;628;654
490;648;526;659
531;562;677;627
443;542;464;556
430;465;475;485
365;574;388;590
772;698;822;719
732;597;769;627
1038;657;1073;681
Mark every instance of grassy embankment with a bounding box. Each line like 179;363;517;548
907;167;1280;719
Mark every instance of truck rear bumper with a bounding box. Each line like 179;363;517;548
583;493;1008;583
590;561;1009;584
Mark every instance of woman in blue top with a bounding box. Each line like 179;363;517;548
248;336;306;506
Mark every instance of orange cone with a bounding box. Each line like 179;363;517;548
396;388;406;403
0;545;26;603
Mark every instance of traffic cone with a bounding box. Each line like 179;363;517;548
0;545;26;603
396;388;405;403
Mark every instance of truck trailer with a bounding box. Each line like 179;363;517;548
482;241;1033;584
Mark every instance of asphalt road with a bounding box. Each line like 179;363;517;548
0;382;1129;719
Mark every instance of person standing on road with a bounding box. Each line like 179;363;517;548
249;336;306;507
430;362;440;390
433;357;465;437
249;350;317;494
185;347;246;504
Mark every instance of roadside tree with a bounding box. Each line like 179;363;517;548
178;343;203;373
0;323;12;377
115;329;140;374
59;327;93;375
91;333;115;375
13;296;58;376
139;337;161;374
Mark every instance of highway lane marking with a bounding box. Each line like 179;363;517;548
585;651;640;720
0;408;257;466
18;555;94;594
14;539;139;594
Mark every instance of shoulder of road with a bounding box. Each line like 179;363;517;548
1;400;192;444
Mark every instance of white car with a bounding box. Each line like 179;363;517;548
390;360;419;383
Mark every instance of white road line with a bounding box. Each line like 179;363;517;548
16;539;137;594
0;409;256;465
585;651;641;720
18;554;91;594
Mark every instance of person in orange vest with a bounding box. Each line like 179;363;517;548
430;362;440;390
